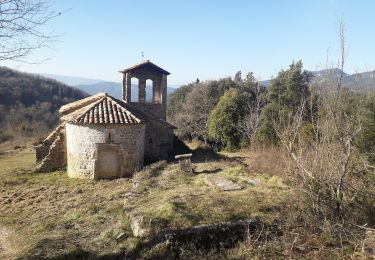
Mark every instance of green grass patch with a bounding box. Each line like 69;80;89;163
126;160;290;233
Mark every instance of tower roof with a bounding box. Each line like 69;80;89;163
61;93;145;125
119;60;170;75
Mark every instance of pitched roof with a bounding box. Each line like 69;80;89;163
119;60;170;75
59;92;104;116
63;93;145;125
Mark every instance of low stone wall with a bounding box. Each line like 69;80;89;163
124;218;281;259
37;128;67;172
36;123;67;172
35;123;65;163
157;219;265;248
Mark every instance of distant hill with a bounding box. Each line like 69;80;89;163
0;67;88;144
42;73;177;100
260;68;375;89
75;81;176;100
33;72;178;103
40;73;105;86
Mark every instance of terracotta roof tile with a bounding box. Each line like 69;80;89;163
59;92;104;115
67;94;144;125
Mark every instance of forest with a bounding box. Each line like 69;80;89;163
167;59;375;253
0;67;87;145
168;61;375;162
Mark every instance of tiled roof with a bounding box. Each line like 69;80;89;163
59;92;104;115
66;93;144;125
119;60;170;75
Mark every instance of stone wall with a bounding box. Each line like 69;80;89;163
144;120;174;164
36;123;65;163
66;123;145;179
36;123;67;172
131;103;166;121
37;128;67;172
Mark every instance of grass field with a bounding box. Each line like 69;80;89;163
0;145;291;259
0;148;136;259
127;160;289;234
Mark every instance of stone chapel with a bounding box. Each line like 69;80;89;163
36;60;175;179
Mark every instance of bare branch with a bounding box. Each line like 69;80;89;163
0;0;61;62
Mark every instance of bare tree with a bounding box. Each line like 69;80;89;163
175;82;215;144
239;81;262;142
273;20;371;222
0;0;60;62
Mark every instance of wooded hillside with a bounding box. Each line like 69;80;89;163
0;67;88;144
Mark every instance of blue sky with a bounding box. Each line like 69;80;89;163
4;0;375;85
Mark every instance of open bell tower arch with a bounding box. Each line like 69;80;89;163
120;60;170;120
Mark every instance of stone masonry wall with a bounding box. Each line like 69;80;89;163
144;120;174;164
131;103;166;121
36;123;65;163
36;124;67;172
66;123;145;179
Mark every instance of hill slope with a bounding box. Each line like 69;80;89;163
0;67;88;145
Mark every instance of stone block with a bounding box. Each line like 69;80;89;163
175;154;192;174
239;176;262;186
204;176;242;191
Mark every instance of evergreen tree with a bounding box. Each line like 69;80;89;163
208;89;246;150
255;60;311;144
234;71;242;84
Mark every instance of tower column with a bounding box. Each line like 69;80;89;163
161;74;167;120
123;72;132;103
139;78;146;103
152;79;161;104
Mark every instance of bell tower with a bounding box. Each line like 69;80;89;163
120;60;170;120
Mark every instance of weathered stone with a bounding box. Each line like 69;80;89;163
66;123;145;179
175;154;193;174
204;176;242;191
35;123;65;163
239;176;262;186
36;124;67;172
123;218;273;258
129;214;149;237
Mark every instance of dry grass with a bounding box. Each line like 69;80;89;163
3;144;353;259
0;149;136;259
126;149;290;234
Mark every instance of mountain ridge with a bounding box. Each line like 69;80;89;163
41;68;375;94
260;68;375;89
